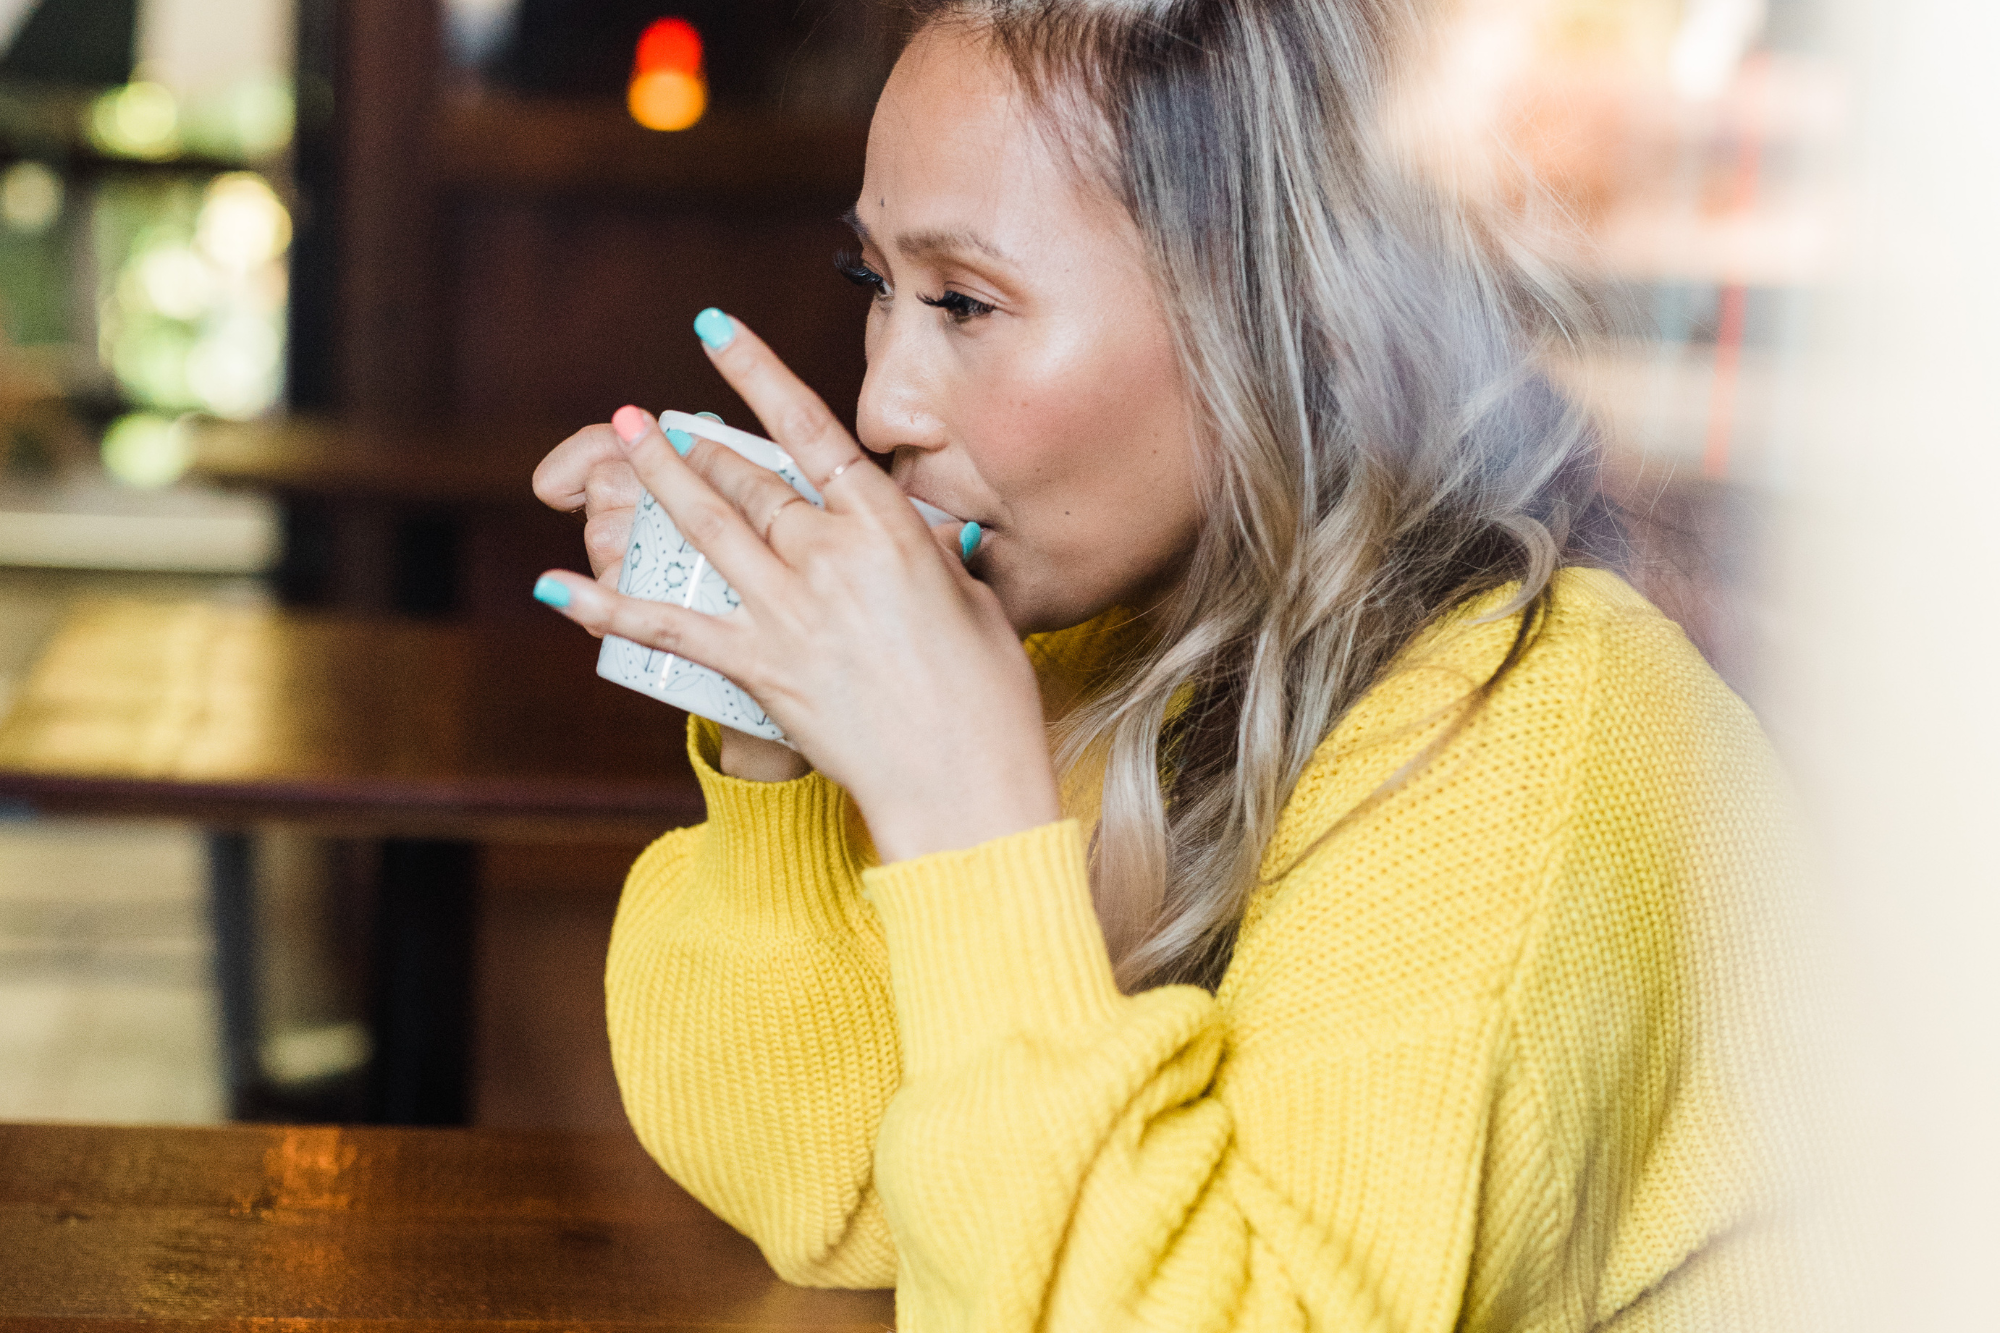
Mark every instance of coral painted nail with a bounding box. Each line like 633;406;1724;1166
611;405;652;444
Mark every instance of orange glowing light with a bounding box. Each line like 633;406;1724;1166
629;18;706;131
629;69;706;131
635;18;702;76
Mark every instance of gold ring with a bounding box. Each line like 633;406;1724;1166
825;457;864;486
761;494;808;543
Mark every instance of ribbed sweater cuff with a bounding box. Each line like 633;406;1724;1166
862;820;1122;1076
686;716;869;937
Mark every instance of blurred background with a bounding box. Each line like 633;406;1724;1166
0;0;1991;1314
0;0;898;1129
0;0;1846;1118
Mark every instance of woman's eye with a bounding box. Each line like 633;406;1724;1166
834;251;888;298
918;289;997;323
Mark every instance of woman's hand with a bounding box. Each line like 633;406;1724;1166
531;312;1061;863
531;423;646;593
533;413;809;782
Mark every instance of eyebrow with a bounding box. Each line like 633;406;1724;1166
841;206;1019;269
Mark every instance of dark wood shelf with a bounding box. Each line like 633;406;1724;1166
186;414;569;507
433;95;869;202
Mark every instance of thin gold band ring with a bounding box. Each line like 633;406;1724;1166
761;494;809;543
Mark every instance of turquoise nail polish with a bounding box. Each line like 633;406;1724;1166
666;427;695;456
695;411;723;422
533;575;571;609
693;307;735;350
959;521;982;561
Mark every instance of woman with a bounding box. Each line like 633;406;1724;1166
530;0;1800;1326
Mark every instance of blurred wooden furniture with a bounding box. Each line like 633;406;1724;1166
185;414;584;617
187;415;558;508
280;3;874;625
0;1122;895;1328
435;101;870;200
0;600;700;1124
309;1;873;427
0;599;696;839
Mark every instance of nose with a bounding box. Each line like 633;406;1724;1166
854;309;949;461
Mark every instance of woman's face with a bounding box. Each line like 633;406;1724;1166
850;24;1204;636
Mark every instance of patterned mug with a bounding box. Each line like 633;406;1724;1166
595;410;956;745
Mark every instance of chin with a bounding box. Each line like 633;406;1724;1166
988;566;1111;639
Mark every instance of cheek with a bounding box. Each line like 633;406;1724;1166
964;327;1200;596
979;331;1192;515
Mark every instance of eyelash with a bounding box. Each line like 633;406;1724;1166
834;250;997;324
834;251;887;297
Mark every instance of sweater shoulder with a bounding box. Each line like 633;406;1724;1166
1225;568;1741;1030
1258;566;1689;868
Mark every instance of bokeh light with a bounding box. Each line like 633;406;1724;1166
186;314;283;419
133;244;215;320
196;173;292;272
0;163;63;234
100;412;193;488
636;17;702;75
629;70;706;131
88;82;182;160
180;79;297;161
96;172;291;421
629;17;706;131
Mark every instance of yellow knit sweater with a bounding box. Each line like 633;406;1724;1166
605;567;1804;1330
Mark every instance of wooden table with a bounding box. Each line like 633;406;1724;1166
0;598;699;841
0;600;702;1123
0;1122;896;1329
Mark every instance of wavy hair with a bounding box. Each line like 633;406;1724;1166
905;0;1615;991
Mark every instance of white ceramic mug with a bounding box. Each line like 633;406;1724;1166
596;411;956;745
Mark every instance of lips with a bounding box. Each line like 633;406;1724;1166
907;489;979;529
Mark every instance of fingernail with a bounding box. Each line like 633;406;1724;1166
532;575;572;609
693;307;735;350
695;411;723;422
959;522;982;561
611;405;652;444
665;428;695;456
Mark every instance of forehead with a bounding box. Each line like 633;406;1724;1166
857;25;1120;255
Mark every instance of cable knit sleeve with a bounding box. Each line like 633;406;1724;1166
856;570;1798;1331
606;575;1800;1328
863;820;1514;1332
857;600;1559;1331
605;716;900;1287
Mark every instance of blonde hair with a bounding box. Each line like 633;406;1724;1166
908;0;1614;991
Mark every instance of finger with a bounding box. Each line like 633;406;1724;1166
651;413;830;553
690;309;902;514
581;415;722;582
932;518;985;568
532;422;625;513
608;405;791;602
583;504;635;587
531;570;751;681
